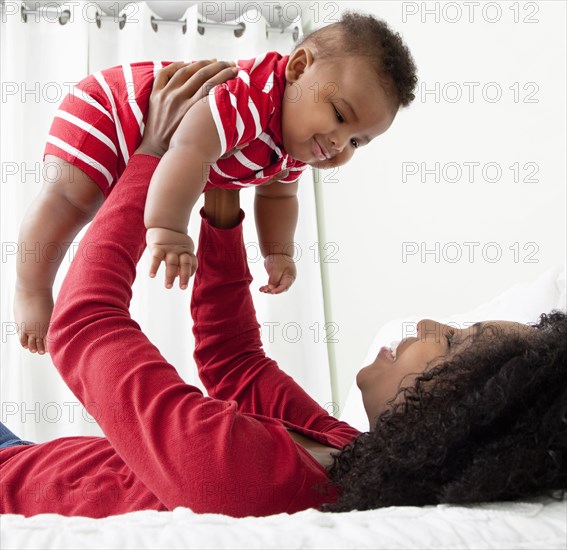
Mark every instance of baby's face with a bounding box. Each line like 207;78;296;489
281;51;398;169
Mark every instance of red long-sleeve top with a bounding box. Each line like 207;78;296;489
0;154;359;518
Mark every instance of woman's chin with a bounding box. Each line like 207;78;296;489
356;363;377;389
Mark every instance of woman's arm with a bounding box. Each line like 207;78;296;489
193;191;359;439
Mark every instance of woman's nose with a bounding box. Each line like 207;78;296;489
417;319;443;341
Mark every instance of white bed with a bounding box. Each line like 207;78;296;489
1;499;565;549
1;265;565;550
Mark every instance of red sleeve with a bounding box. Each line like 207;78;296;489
47;154;315;516
191;210;358;439
43;62;160;197
208;74;273;157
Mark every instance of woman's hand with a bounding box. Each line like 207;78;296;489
136;60;236;158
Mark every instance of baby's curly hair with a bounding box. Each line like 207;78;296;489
295;11;418;107
323;311;567;512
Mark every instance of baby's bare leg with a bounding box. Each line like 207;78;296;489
14;155;103;354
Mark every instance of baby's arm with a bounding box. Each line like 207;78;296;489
254;180;299;294
144;97;221;289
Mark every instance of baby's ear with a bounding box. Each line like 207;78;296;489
285;47;314;82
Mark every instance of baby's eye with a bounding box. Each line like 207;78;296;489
350;139;359;149
334;107;344;123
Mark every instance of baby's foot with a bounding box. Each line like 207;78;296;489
13;286;54;354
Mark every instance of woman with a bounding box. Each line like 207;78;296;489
1;64;565;518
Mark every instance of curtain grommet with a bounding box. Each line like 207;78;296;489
266;24;300;42
95;10;127;30
150;16;188;35
20;3;70;25
196;20;246;38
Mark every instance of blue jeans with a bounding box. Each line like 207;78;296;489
0;421;35;449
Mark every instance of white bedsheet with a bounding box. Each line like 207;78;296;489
1;498;565;549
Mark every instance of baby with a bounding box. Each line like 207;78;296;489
14;11;418;353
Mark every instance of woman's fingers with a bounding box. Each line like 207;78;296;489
166;59;215;88
183;63;237;106
152;61;187;91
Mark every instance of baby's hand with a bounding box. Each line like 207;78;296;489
146;227;197;289
259;254;296;294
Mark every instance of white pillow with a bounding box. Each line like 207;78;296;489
341;264;567;432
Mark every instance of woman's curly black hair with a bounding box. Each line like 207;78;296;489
323;311;567;512
295;11;418;107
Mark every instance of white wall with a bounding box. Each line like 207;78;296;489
316;1;567;410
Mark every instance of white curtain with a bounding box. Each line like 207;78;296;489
0;1;333;443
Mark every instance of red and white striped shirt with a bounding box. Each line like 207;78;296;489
44;53;307;197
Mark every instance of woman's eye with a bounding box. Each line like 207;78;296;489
334;107;344;123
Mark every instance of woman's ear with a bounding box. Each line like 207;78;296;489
285;47;314;83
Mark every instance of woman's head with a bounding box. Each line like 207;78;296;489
357;318;540;425
325;311;567;512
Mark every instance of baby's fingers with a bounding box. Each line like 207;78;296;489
164;252;182;289
270;273;295;294
178;253;198;290
259;273;294;295
149;250;166;279
259;283;275;294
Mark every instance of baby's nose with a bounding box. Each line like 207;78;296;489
329;131;349;151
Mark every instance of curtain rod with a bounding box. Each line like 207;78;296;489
13;1;300;38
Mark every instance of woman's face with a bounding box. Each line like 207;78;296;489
356;319;537;429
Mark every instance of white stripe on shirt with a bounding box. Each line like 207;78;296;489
123;63;145;138
263;71;274;94
46;135;114;185
53;110;118;155
94;70;130;165
234;149;262;171
228;90;245;143
247;96;261;138
69;87;113;121
237;70;250;87
257;132;282;156
208;87;227;154
153;61;162;81
210;163;233;179
250;52;267;73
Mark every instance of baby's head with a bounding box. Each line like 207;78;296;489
281;11;418;168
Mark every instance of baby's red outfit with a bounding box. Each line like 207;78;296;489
0;154;359;518
43;52;307;197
